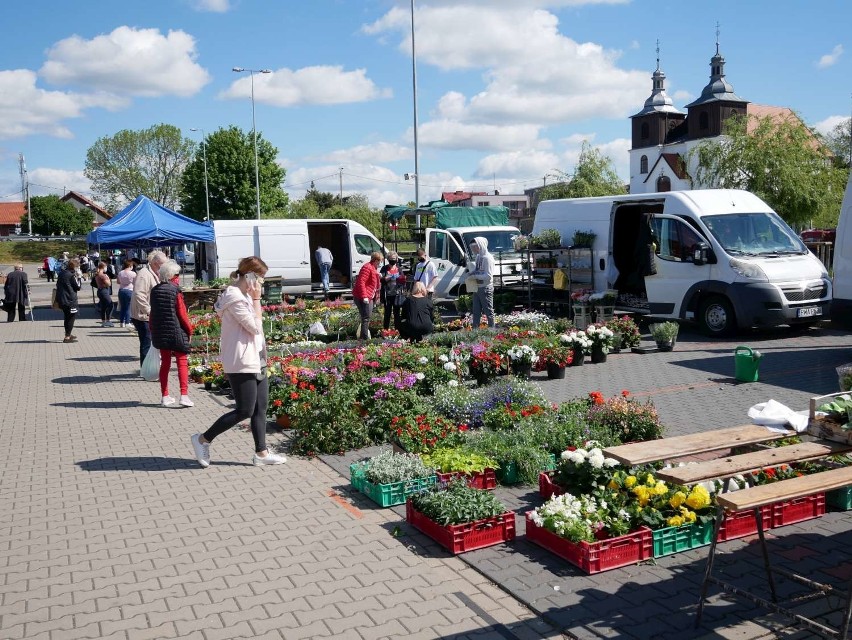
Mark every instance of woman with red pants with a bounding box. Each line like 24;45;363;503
149;259;193;407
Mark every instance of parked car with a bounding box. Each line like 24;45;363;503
800;228;836;244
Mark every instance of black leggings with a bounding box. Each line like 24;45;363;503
203;372;269;453
61;305;76;337
97;288;113;321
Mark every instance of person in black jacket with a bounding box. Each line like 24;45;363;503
3;264;28;322
400;281;434;342
149;260;194;408
55;259;82;342
379;251;405;331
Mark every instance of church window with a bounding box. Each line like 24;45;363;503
640;156;648;174
640;122;649;140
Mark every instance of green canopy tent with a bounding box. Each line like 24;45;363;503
383;200;509;229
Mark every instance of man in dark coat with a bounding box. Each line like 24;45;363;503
3;264;29;322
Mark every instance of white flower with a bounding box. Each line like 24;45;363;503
588;454;604;469
415;372;425;380
603;457;620;468
418;356;429;364
448;380;459;387
439;354;449;363
443;362;456;371
560;450;571;461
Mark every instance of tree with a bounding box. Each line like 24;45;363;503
689;114;848;228
85;124;194;211
822;117;852;168
26;195;92;236
180;126;288;220
539;142;627;201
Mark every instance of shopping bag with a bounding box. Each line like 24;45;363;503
141;347;161;381
51;289;60;310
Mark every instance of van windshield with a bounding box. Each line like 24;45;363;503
702;212;807;256
459;230;522;258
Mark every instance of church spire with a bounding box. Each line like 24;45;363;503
631;40;683;117
685;25;747;107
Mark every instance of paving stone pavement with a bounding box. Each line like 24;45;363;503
0;309;560;640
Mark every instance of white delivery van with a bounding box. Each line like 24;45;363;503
533;189;831;335
202;219;384;294
830;172;852;325
425;225;525;299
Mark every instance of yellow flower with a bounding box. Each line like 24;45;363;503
684;510;697;523
624;475;637;488
653;481;668;496
667;515;685;527
632;485;650;507
608;479;619;490
686;485;711;510
645;473;656;487
669;491;686;509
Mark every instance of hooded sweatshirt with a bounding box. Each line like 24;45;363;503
472;237;495;287
214;285;266;374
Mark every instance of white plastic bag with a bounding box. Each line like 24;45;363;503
747;399;808;433
141;347;161;382
308;321;327;336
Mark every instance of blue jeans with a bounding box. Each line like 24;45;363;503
118;289;132;325
319;262;332;292
132;318;151;366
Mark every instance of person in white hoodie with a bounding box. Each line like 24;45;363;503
190;256;286;468
469;237;495;329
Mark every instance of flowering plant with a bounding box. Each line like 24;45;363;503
586;391;664;443
570;289;592;303
606;470;715;529
606;315;641;349
534;344;572;370
552;442;621;495
506;344;539;366
391;413;464;454
530;492;631;543
560;330;592;355
468;348;504;378
585;323;615;354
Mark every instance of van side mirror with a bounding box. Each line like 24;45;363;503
692;242;713;265
458;258;467;268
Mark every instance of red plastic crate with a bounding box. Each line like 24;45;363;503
717;506;772;542
538;471;566;499
405;500;516;554
768;493;826;528
525;513;653;574
436;468;497;490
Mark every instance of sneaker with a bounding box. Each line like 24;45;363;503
190;433;210;468
179;395;194;407
105;321;115;328
161;396;176;407
252;452;287;466
63;336;73;343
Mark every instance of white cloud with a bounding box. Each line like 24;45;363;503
316;142;411;164
40;26;210;97
416;120;545;151
28;168;92;198
221;66;391;107
817;44;843;69
474;150;561;179
365;6;647;125
814;115;849;135
671;90;692;104
191;0;231;12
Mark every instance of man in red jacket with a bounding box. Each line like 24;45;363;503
352;251;382;340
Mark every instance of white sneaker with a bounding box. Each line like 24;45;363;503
161;396;176;407
252;452;286;466
179;395;194;407
190;433;210;468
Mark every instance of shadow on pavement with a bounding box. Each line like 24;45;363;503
4;339;52;344
76;456;253;471
67;355;137;362
52;373;141;384
52;400;142;408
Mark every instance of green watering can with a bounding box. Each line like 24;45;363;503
734;346;763;383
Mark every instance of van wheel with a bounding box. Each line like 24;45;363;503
698;296;736;336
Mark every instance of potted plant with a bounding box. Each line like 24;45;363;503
606;315;641;352
530;228;561;249
585;323;615;364
390;414;464;454
535;342;572;379
350;450;437;507
651;321;679;351
560;330;591;366
571;230;597;248
407;480;516;554
512;234;530;251
506;344;539;379
421;447;498;489
468;348;504;385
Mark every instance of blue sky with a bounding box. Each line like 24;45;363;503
1;0;849;210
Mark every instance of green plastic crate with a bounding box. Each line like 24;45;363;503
652;521;714;557
496;453;558;486
827;486;852;511
349;464;436;507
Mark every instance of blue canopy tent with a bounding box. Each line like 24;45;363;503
86;195;214;249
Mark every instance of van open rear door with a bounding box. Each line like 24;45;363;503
426;228;468;298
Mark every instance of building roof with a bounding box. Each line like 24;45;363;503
60;191;111;218
685;46;747;108
644;153;690;184
631;55;684;118
441;191;486;204
747;104;824;150
0;202;25;225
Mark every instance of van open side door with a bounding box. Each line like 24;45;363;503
426;228;468;298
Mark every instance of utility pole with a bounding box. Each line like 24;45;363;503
410;0;421;231
18;154;31;235
339;167;344;202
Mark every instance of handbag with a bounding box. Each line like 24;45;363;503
140;347;161;382
51;289;60;310
394;290;407;307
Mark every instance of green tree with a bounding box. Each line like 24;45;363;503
27;195;92;236
539;142;626;201
180;126;288;220
304;187;338;212
286;198;320;219
85;123;194;211
689;113;848;228
822;117;852;168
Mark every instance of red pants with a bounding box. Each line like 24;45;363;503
159;349;189;397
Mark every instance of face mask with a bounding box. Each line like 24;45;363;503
388;260;397;265
419;257;426;263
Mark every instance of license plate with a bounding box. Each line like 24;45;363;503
797;306;822;318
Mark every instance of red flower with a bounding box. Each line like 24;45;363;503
621;390;630;398
290;392;299;400
459;424;469;431
272;399;283;407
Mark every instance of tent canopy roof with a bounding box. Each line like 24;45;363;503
383;201;509;229
87;195;213;249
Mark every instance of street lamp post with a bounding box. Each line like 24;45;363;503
232;67;272;220
190;128;210;221
410;0;421;232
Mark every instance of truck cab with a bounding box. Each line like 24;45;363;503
425;225;524;299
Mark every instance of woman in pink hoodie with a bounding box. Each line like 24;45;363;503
190;256;285;468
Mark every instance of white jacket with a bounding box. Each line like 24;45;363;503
472;237;495;287
215;286;265;374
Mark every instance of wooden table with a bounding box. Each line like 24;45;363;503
605;428;852;639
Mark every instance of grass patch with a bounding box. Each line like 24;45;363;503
0;240;87;264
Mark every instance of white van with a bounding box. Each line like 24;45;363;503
202;219;384;294
830;172;852;324
425;225;525;299
533;189;831;335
